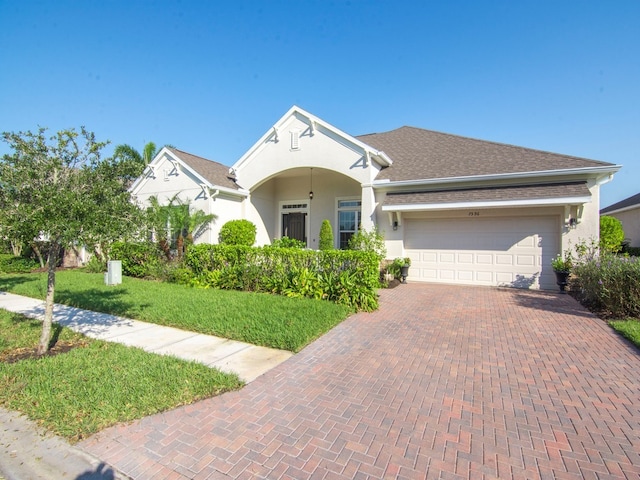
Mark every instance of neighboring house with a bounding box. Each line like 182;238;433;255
601;192;640;247
131;106;620;290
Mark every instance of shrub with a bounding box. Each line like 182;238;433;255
319;220;334;250
84;255;106;273
184;244;380;311
109;241;163;278
600;216;625;253
218;220;256;246
387;257;411;279
347;227;386;261
0;254;38;273
570;252;640;318
271;236;306;249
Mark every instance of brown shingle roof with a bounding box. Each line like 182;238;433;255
357;126;613;181
383;182;591;207
601;192;640;214
168;148;239;191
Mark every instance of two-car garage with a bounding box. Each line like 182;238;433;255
403;214;561;290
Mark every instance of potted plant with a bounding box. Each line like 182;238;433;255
390;257;411;283
551;254;572;292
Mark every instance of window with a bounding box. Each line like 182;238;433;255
337;199;361;249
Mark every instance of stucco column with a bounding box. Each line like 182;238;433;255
360;184;376;231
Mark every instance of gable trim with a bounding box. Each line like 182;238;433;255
130;147;248;198
230;105;392;176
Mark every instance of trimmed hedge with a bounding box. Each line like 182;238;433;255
184;244;380;311
0;254;38;273
109;241;163;278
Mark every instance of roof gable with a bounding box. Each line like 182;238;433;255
231;105;392;177
358;126;617;182
168;148;239;191
129;147;242;197
601;191;640;214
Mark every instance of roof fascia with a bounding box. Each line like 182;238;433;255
230;106;392;175
373;165;622;189
601;204;640;216
382;195;592;212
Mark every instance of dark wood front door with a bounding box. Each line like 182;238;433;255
282;212;307;244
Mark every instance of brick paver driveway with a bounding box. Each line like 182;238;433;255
80;284;640;479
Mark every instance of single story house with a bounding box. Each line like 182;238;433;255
601;192;640;247
130;106;620;290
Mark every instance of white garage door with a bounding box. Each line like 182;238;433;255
404;216;560;290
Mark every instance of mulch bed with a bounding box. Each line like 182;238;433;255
0;340;89;364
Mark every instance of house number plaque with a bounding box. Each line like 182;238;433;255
468;211;480;217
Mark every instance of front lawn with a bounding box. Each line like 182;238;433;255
0;309;243;442
0;269;351;352
609;319;640;346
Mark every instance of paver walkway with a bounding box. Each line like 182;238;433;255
80;284;640;479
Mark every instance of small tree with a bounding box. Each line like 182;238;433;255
0;127;140;355
347;226;386;261
319;219;334;250
145;194;216;259
600;215;625;253
219;220;256;246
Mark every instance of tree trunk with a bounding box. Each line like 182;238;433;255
32;242;46;268
37;242;60;356
10;240;22;257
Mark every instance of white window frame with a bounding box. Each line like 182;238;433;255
336;197;362;249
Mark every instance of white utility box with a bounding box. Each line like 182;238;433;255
105;260;122;285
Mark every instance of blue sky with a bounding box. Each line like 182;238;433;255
1;0;638;208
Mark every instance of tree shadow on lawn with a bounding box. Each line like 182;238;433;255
0;274;38;292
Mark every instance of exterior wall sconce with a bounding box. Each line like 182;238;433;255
567;217;578;229
309;190;314;200
393;221;398;231
309;167;313;200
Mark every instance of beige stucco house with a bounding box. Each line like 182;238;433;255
601;192;640;248
130;106;620;290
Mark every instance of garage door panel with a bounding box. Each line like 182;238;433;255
496;255;513;265
476;254;493;264
457;253;473;264
404;216;559;290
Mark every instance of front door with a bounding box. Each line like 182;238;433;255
282;212;307;244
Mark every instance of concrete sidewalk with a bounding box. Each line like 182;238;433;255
0;291;293;383
0;291;293;480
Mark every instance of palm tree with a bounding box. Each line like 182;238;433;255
113;141;159;180
146;194;216;259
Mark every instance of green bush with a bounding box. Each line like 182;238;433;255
109;241;163;278
218;220;256;246
600;216;625;253
84;255;106;273
0;254;38;273
347;227;386;261
319;219;334;250
387;257;411;279
184;244;380;311
570;252;640;318
271;236;306;249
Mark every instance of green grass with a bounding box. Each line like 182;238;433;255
0;270;351;352
609;319;640;347
0;309;243;442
